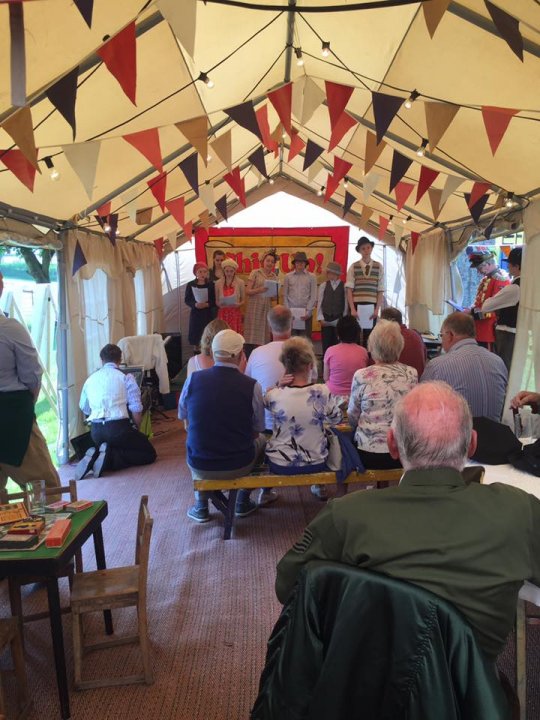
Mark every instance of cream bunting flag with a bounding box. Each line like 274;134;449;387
440;174;464;208
199;182;216;215
308;160;325;185
210;130;232;171
157;0;197;58
167;230;177;250
121;187;138;223
62;141;101;200
363;172;381;203
292;76;325;125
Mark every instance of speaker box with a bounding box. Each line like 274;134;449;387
161;333;182;378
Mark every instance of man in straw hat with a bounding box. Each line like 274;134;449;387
316;260;348;355
283;251;317;339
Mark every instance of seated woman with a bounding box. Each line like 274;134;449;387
324;316;369;399
264;337;343;500
348;320;417;469
186;318;229;377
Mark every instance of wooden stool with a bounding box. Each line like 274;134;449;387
0;618;31;720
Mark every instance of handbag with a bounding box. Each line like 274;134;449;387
325;428;343;471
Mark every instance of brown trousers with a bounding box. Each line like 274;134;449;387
0;420;61;495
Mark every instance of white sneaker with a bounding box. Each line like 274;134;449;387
258;489;278;506
310;484;328;500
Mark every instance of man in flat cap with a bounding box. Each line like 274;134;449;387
316;260;348;355
346;236;384;347
283;251;317;338
468;248;509;349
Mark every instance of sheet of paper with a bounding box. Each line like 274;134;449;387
357;304;374;330
263;280;279;298
446;299;465;312
220;293;237;306
291;307;306;330
192;287;208;303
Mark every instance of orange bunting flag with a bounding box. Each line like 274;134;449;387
416;166;439;205
2;106;39;170
0;148;36;191
378;216;389;241
365;131;386;175
328;111;357;152
182;219;193;240
425;101;459;151
175;116;208;165
359;205;373;230
267;83;293;136
123;128;163;172
394;181;415;212
333;156;353;183
468;182;491;209
288;131;305;162
411;231;420;254
422;0;451;38
224;166;246;207
147;172;167;211
324;174;341;203
325;81;354;129
97;22;137;105
481;106;518;155
165;196;185;227
428;187;443;220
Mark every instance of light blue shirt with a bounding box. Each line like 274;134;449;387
0;315;42;393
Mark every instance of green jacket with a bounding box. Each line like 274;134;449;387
276;468;540;660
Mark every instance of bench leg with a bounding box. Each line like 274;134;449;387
209;489;238;540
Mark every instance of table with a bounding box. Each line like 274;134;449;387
0;501;111;720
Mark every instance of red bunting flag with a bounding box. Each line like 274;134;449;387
256;105;278;153
182;219;193;240
410;231;420;254
97;22;137;105
468;182;491;209
394;181;415;212
416;166;439;204
378;216;389;241
96;200;111;216
154;238;164;259
0;148;36;191
147;172;167;211
224;166;246;207
481;106;518;155
288;131;305;162
165;196;185;227
123;128;163;172
324;174;341;203
333;156;353;183
325;81;354;129
328;111;357;152
267;83;293;136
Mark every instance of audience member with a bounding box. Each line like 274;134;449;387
316;261;347;355
184;262;216;350
77;344;157;479
209;248;225;283
186;319;229;377
348;320;417;469
215;258;245;333
323;316;368;398
469;249;509;349
244;249;279;351
421;312;507;421
178;329;266;523
380;307;427;377
276;381;540;665
346;236;384;346
283;251;317;338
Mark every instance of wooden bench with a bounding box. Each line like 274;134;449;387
194;468;402;539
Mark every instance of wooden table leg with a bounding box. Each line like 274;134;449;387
46;577;70;720
93;525;114;635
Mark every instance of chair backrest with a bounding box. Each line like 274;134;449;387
0;480;78;508
134;496;153;602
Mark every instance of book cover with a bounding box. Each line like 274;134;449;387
0;502;29;525
65;499;93;512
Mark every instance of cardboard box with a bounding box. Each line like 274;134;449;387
45;519;72;548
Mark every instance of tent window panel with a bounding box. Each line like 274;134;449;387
81;269;110;372
134;267;162;336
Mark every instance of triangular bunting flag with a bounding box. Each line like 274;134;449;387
154;238;165;259
175;116;208;165
62;141;101;199
215;195;228;221
224;166;246;207
468;182;491;208
9;2;26;107
485;1;523;61
96;201;111;217
372;92;404;145
255;105;278;153
303;139;324;171
410;231;420;254
288;131;305;162
182;219;193;240
422;0;451;38
179;152;199;196
147;172;167;212
428;187;443;220
97;22;137;105
74;0;94;27
248;146;268;178
308;160;325;185
440;174;464;208
425;102;459;151
165;196;185;227
465;192;490;224
325;81;354;129
332;156;352;183
136;207;152;225
359;205;373;230
72;239;87;275
363;172;381;203
328;111;357;152
481;106;518;155
389;150;413;192
267;83;293;136
416;166;439;205
106;213;118;245
292;76;325;125
0;149;36;191
199;210;211;229
167;230;177;250
484;217;496;241
324;174;341;203
210;130;232;171
394;181;415;212
378;216;389;241
365;131;386;175
123;128;163;172
199;183;215;215
45;67;78;140
157;0;197;59
224;101;262;141
393;224;405;247
342;191;356;217
2;106;39;170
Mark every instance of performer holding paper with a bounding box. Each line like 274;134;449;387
215;257;245;333
283;251;317;338
346;236;384;346
244;249;279;349
468;249;509;349
185;262;216;350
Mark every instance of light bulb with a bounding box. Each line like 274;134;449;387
206;77;214;89
206;154;212;163
505;192;515;208
295;48;304;67
269;177;275;185
416;139;428;157
343;177;349;189
50;168;61;181
317;186;324;197
198;72;214;89
321;41;330;58
404;90;419;109
405;99;412;110
103;223;111;233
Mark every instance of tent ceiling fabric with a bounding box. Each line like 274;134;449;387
0;0;539;245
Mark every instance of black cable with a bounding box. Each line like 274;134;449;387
204;0;424;12
243;47;287;101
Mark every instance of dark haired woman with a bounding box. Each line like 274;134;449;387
244;249;279;349
323;315;369;399
209;249;225;282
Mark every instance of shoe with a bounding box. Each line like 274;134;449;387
91;443;109;478
235;499;258;518
187;505;210;523
74;447;98;480
310;484;328;501
258;489;278;506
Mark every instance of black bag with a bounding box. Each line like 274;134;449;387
471;417;521;465
509;439;540;477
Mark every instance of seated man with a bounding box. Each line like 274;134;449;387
421;311;507;421
276;381;540;663
178;329;266;523
76;343;157;479
380;306;427;378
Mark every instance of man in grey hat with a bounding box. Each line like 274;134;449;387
346;236;384;347
316;260;348;355
283;251;317;339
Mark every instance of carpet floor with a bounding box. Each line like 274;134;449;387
1;411;539;719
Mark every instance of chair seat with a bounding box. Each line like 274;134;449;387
71;566;139;607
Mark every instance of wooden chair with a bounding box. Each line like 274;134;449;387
70;495;154;689
0;618;31;719
1;481;82;644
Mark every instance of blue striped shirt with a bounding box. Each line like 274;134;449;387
421;339;508;421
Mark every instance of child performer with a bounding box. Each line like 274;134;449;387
215;258;245;333
185;262;216;351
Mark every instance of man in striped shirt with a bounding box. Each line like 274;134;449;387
346;236;384;347
421;312;507;421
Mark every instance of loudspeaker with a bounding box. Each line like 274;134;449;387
161;333;182;378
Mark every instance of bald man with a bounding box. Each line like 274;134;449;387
276;382;540;663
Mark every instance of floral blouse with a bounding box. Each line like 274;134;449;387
347;363;418;453
264;384;343;468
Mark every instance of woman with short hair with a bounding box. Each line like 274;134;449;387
323;315;369;398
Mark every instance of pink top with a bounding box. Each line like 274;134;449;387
324;343;369;396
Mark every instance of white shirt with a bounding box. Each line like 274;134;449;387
117;334;170;394
316;280;348;326
481;281;520;332
80;363;143;422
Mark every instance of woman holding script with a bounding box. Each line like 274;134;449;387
185;262;216;350
215;257;245;333
244;249;279;349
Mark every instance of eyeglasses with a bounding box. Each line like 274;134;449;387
438;330;451;339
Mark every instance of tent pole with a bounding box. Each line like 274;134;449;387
56;235;70;465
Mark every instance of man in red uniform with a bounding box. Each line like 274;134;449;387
468;250;509;349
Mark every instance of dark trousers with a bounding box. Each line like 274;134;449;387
292;315;313;339
495;328;515;373
321;325;339;357
91;419;156;472
357;448;402;470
